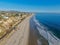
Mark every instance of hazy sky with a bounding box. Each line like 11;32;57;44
0;0;60;12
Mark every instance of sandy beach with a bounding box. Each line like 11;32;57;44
29;17;49;45
29;17;38;45
0;15;33;45
0;14;48;45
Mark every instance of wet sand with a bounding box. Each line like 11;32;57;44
28;17;49;45
29;18;38;45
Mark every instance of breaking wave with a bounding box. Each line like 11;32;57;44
33;15;60;45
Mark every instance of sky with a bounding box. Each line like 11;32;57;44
0;0;60;12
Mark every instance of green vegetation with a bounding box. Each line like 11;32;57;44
0;11;32;39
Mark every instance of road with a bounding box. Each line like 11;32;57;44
0;15;32;45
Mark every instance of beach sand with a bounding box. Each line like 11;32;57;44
29;19;38;45
0;14;48;45
0;15;33;45
28;17;49;45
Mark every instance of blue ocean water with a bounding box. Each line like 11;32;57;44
35;13;60;39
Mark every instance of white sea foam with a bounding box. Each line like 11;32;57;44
47;31;60;45
33;16;48;30
37;26;60;45
33;16;60;45
37;39;42;45
33;16;40;26
37;26;48;40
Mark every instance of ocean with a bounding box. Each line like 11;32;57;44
33;13;60;45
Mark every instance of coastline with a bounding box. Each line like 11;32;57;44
28;17;49;45
29;17;38;45
0;15;33;45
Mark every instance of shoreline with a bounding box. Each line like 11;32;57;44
29;17;38;45
0;15;33;45
29;17;49;45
